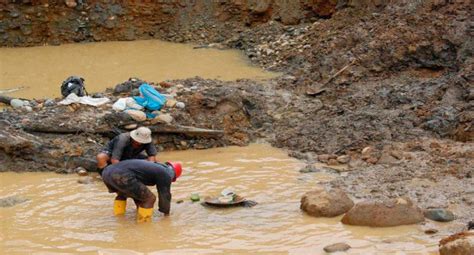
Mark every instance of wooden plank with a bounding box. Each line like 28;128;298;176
21;122;224;137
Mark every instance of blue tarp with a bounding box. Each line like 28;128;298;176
133;83;167;112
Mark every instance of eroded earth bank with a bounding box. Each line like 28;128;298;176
1;0;473;253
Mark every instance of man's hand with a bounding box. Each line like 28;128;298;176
147;156;157;162
111;159;120;164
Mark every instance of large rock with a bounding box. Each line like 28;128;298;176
274;0;303;25
424;208;455;222
341;198;424;227
301;187;354;217
439;231;474;255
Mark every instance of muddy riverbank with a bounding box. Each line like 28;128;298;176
1;75;472;230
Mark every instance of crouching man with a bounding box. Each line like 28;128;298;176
101;159;182;222
96;127;157;175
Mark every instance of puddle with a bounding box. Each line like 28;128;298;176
0;40;278;99
0;144;440;254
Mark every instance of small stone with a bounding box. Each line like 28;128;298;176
299;164;318;173
68;105;77;112
336;155;350;164
77;176;94;184
190;193;200;202
151;113;173;124
362;146;373;156
176;199;184;204
390;150;403;160
9;10;20;18
165;99;177;108
75;167;88;176
366;157;379;164
35;103;44;110
125;110;147;122
159;81;173;88
176;102;185;109
425;229;439;234
318;154;331;163
44;99;55;107
323;243;351;253
180;140;188;147
124;124;138;130
64;0;77;8
10;99;25;108
327;159;339;166
378;153;398;165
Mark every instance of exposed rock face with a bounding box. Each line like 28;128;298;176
341;198;424;227
0;0;409;47
301;187;354;217
439;231;474;255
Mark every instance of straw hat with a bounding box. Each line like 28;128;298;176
130;127;152;144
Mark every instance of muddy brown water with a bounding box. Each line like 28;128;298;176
0;144;440;254
0;40;277;99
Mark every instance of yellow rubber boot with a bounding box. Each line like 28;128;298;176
137;207;153;223
113;200;127;215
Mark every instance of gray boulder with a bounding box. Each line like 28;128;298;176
341;197;424;227
424;208;455;222
301;187;354;217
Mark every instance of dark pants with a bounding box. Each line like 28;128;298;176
101;168;154;203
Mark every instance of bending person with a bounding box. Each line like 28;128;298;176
96;127;157;175
101;159;182;222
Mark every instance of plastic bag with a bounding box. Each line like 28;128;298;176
112;98;127;111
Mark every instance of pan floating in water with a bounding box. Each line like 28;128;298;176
203;195;247;207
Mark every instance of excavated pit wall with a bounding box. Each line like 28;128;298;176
1;0;472;167
1;0;410;47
